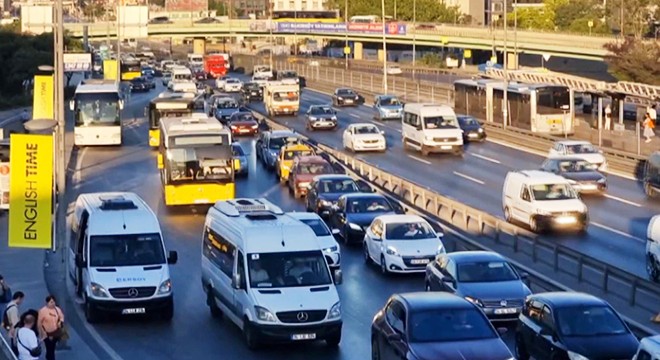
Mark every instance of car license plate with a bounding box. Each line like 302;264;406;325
441;145;452;150
345;100;353;103
468;133;478;138
122;308;146;314
581;184;597;190
291;333;316;340
555;216;576;224
411;259;429;265
240;129;249;133
494;308;518;315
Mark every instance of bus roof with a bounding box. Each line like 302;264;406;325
75;81;120;94
160;116;229;138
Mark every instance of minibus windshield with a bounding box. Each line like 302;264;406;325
247;250;331;288
90;233;166;267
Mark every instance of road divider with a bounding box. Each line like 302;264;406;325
247;104;659;339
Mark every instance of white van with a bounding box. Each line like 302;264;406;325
68;192;178;323
502;170;588;233
201;198;343;349
646;215;660;282
253;64;273;79
401;103;464;156
187;53;203;67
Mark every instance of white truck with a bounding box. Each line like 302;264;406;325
264;83;300;117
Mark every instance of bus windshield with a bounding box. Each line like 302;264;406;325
536;87;571;115
75;93;120;126
150;109;191;129
273;91;299;102
166;144;233;183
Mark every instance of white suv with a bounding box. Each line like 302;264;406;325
647;215;660;282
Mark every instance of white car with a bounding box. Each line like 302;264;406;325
215;75;230;90
343;123;386;152
363;214;445;275
549;140;607;172
386;65;402;75
252;75;269;87
647;215;660;282
287;212;341;269
224;78;243;92
633;335;660;360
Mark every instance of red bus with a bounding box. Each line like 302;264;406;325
204;54;227;79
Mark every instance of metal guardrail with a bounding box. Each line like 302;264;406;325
246;101;658;339
0;334;16;360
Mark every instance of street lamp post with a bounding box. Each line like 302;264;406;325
381;0;388;93
412;0;416;79
269;1;273;70
503;0;508;130
344;0;348;70
513;0;518;69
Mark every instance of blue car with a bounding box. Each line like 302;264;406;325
256;130;300;170
231;142;248;177
214;97;240;123
373;94;403;121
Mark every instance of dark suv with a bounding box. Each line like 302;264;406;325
241;82;263;102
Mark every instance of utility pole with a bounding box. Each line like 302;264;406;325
502;0;508;130
513;0;517;69
269;1;273;69
116;2;122;82
381;0;387;93
412;0;416;79
344;0;348;70
54;0;65;251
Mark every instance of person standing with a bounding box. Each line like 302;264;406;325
16;315;40;360
38;295;64;360
3;291;25;354
604;104;612;130
643;113;656;143
0;275;11;303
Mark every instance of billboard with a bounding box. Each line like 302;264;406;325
8;134;53;249
118;6;149;38
64;53;93;72
21;5;53;35
165;0;208;12
33;75;54;120
276;22;407;35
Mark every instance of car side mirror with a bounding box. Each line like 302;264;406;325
333;269;343;285
69;99;75;111
167;250;178;264
75;254;87;268
356;180;373;193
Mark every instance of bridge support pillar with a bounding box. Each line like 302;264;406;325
506;52;519;70
353;42;364;60
193;38;206;55
377;49;385;62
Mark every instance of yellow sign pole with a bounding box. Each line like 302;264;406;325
8;134;54;249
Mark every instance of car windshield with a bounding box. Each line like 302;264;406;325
346;197;392;213
424;116;458;129
298;218;331;236
385;222;435;240
232;144;245;156
132;78;145;83
245;83;260;90
337;89;354;96
355;126;380;134
565;143;597;154
247;250;332;288
217;100;238;109
280;71;297;78
531;184;577;200
298;162;333;175
269;136;296;149
319;179;358;193
459;117;479;126
75;93;120;126
89;233;166;267
232;113;255;122
556;306;629;337
311;107;333;115
557;160;598;172
227;79;239;84
456;261;519;282
283;149;314;160
273;91;299;101
379;97;400;106
409;308;497;343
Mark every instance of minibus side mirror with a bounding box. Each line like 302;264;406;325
167;251;178;265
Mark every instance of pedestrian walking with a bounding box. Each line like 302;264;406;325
16;314;41;360
0;275;11;302
648;104;657;122
2;291;25;355
38;295;65;360
643;113;656;143
604;104;612;130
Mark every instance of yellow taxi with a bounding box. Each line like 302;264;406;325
276;143;315;183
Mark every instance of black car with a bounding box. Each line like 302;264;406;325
332;88;361;107
540;157;607;194
306;175;368;216
306;105;338;131
241;82;263;102
372;292;514;360
129;77;150;92
515;292;639;360
425;251;531;322
329;193;404;244
149;16;172;24
457;115;486;142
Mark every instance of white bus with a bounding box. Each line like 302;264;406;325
453;79;575;135
349;15;380;23
69;80;124;146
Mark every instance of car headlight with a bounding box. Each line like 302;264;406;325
464;296;483;307
337;96;343;100
328;301;341;319
158;279;172;294
425;136;434;141
323;245;338;253
331;116;337;121
349;223;362;231
597;178;606;183
478;128;484;133
319;199;332;207
282;165;290;170
269;150;277;158
309;116;317;121
385;246;400;256
251;124;258;129
90;282;110;298
567;351;590;360
436;244;446;255
566;179;577;184
255;306;277;322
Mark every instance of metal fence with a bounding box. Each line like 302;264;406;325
248;101;659;338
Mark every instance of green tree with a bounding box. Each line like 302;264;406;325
82;2;107;20
209;0;228;15
604;38;660;84
325;0;467;24
510;7;555;31
606;0;659;38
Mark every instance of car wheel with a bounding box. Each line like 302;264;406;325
371;337;381;360
529;216;540;233
84;294;100;324
294;188;302;199
160;300;174;321
425;282;431;292
243;319;260;350
207;290;222;318
342;227;350;245
421;146;430;156
325;332;341;347
363;242;372;264
380;256;388;275
645;182;657;198
504;206;512;223
647;254;660;282
515;334;530;360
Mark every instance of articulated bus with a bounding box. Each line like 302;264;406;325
70;80;124;146
157;116;237;206
273;10;340;22
120;59;142;81
147;92;197;147
453;79;574;135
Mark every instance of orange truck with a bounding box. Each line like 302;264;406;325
204;54;227;79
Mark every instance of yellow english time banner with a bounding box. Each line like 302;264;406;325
8;134;53;249
33;74;54;120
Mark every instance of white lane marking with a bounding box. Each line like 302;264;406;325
591;222;645;243
603;194;642;207
370;120;402;133
471;153;501;164
407;155;431;165
453;171;485;185
259;183;283;197
350;114;360;119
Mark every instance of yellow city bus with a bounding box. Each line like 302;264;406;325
158;116;237;206
120;59;142;81
147;92;196;147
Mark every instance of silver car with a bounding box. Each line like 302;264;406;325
373;94;403;121
232;142;248;176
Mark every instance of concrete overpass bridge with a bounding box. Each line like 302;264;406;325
53;19;618;61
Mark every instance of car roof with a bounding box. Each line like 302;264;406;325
310;104;331;108
555;140;592;146
376;214;425;224
295;155;328;164
270;130;297;138
546;156;592;162
336;88;354;92
313;174;353;181
512;170;570;185
530;292;608;308
396;292;474;312
446;251;507;263
341;192;385;200
350;123;378;128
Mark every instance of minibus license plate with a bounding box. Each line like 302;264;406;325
411;259;429;264
122;308;146;314
291;333;316;340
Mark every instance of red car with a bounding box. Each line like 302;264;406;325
229;111;259;136
288;155;335;199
